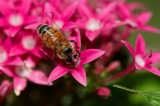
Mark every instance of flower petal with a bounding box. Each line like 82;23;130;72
47;65;68;84
0;18;8;27
121;40;135;58
85;30;100;41
118;3;132;19
40;47;54;60
0;1;12;17
78;4;93;19
27;70;48;85
62;1;78;21
62;21;76;30
80;49;105;65
98;2;117;21
18;0;32;16
135;12;152;25
6;57;24;66
138;25;160;33
9;44;27;56
4;26;21;37
13;77;27;96
0;67;15;77
24;15;40;25
71;66;87;86
146;53;160;64
135;34;146;55
144;66;160;76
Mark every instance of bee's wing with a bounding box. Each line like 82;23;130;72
51;22;70;39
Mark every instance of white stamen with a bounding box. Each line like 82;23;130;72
135;55;145;67
15;66;30;78
86;19;102;31
22;36;36;50
0;47;8;63
8;14;23;26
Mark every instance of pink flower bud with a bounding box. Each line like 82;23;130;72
106;61;120;73
94;65;104;75
0;80;12;103
97;87;111;98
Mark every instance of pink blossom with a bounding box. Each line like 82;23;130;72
9;31;43;58
9;57;48;96
118;3;160;33
0;0;39;37
122;34;160;76
96;87;111;98
0;80;12;103
47;28;104;86
76;2;124;41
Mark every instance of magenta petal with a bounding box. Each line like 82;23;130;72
71;66;87;86
144;66;160;76
78;4;93;19
4;26;21;37
0;67;15;77
121;40;135;57
98;2;117;21
85;30;100;41
0;1;12;17
62;1;78;21
0;80;12;101
47;65;68;84
13;77;27;96
146;53;160;64
135;34;146;55
69;28;81;51
40;47;54;60
76;19;86;29
24;22;43;30
0;18;8;27
138;25;160;33
27;70;48;85
62;21;76;30
80;49;105;65
135;12;152;25
9;44;27;56
24;15;40;25
6;57;23;66
18;0;32;16
118;3;132;19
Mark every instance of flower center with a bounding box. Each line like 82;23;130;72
86;19;102;31
22;36;36;50
135;55;145;67
8;14;23;26
15;66;30;78
0;47;8;63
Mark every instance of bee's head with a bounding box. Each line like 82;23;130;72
66;50;80;67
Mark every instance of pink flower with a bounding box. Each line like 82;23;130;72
76;2;124;41
0;38;24;77
0;80;12;103
122;34;160;76
9;57;48;96
96;87;111;98
9;31;43;58
0;0;39;37
118;3;160;33
46;28;104;86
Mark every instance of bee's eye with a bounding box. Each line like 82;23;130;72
73;54;77;59
66;57;72;62
63;47;72;55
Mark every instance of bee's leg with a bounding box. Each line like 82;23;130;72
75;50;80;55
69;40;79;48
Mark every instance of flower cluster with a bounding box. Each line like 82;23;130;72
0;0;159;103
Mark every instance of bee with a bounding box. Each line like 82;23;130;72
37;24;80;67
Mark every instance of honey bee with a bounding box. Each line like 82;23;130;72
37;24;80;67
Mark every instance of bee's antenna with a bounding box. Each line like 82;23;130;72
46;12;54;19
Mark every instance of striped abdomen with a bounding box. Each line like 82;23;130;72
37;24;68;49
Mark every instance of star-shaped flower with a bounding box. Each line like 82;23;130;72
122;34;160;76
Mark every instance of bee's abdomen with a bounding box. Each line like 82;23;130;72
37;24;50;35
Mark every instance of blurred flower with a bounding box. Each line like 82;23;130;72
118;3;160;33
0;0;39;37
96;87;111;98
122;34;160;76
106;61;120;73
0;80;12;103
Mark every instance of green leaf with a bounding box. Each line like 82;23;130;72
113;85;160;106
